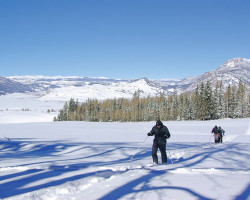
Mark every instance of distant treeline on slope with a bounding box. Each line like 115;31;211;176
54;81;249;122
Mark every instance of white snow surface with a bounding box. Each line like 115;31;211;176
0;93;63;123
6;76;164;102
0;118;250;200
39;79;162;102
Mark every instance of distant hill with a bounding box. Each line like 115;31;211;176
1;57;249;101
0;76;32;95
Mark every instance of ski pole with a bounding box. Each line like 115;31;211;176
130;136;149;160
209;133;213;142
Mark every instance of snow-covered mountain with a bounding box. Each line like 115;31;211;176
0;76;32;95
1;57;250;102
179;57;250;91
4;76;167;102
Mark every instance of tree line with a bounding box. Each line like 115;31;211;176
54;81;249;122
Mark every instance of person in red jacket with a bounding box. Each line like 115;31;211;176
218;126;225;143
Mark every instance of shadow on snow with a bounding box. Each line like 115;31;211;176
0;139;249;199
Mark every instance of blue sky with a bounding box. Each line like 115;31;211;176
0;0;250;79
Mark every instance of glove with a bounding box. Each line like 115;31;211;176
147;132;152;136
164;134;170;139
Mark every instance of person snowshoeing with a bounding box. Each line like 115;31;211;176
218;126;225;143
211;125;219;143
147;120;170;165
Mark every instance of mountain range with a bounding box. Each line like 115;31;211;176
0;57;249;102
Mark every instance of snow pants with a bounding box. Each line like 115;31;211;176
218;133;223;143
152;139;167;164
214;134;219;143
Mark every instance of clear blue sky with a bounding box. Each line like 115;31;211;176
0;0;250;79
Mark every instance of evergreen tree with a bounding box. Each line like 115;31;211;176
205;81;214;119
199;82;207;120
213;82;219;119
217;81;225;118
235;80;247;118
193;85;200;120
54;81;249;122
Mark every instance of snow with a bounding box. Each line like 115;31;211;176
0;91;249;200
0;118;250;200
38;79;163;102
218;57;250;71
4;76;166;103
0;93;63;112
0;93;63;123
0;78;163;111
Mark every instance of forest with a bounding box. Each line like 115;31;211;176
55;80;249;122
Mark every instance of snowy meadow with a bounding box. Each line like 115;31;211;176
0;118;250;200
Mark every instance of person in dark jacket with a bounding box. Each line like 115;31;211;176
147;120;171;164
211;125;219;143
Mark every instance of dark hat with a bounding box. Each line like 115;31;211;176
156;120;163;126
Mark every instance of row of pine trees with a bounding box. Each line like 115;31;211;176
54;81;249;122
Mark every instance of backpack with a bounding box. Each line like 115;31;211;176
213;127;218;134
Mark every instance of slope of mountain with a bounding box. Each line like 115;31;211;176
37;78;165;101
2;57;250;101
179;57;250;91
0;76;32;95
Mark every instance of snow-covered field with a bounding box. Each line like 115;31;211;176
0;93;63;123
0;118;249;200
